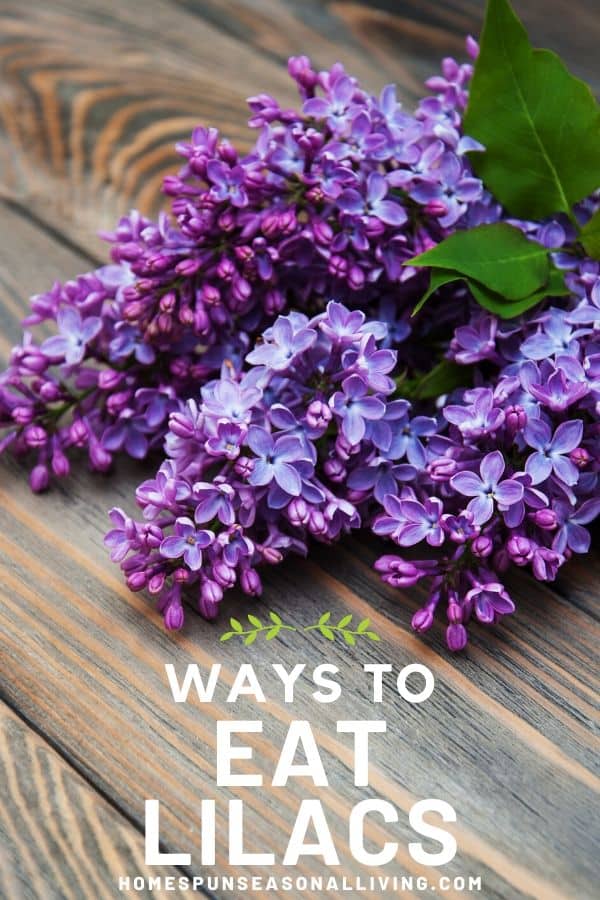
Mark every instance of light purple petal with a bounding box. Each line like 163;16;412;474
451;471;483;497
494;479;524;507
184;543;203;571
567;523;591;554
160;536;187;559
551;455;579;486
480;450;505;487
525;452;553;485
550;419;583;454
274;462;302;496
467;494;494;525
398;522;431;546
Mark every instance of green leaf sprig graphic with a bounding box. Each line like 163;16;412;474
463;0;600;220
220;612;381;645
220;611;296;645
304;612;381;646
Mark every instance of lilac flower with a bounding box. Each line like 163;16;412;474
303;75;356;131
552;499;600;554
160;518;214;571
192;482;236;525
451;451;524;525
337;172;407;226
247;427;309;496
466;581;515;623
206;160;248;207
41;307;102;365
330;374;385;444
246;316;317;370
396;497;445;547
387;412;438;467
520;310;579;360
523;419;583;486
204;421;246;460
444;389;504;438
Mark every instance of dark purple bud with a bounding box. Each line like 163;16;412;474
329;254;348;279
505;404;527;436
323;457;346;482
89;440;112;472
287;497;309;527
39;382;62;402
411;607;434;633
148;572;166;595
533;508;558;530
175;258;202;276
471;535;493;558
174;567;190;583
240;568;262;596
312;219;333;245
507;535;533;565
424;199;448;217
126;571;147;592
234;456;254;479
447;602;463;624
262;546;283;564
570;447;590;469
306;400;332;431
69;419;88;446
264;289;286;315
348;265;365;291
217;258;235;281
98;369;123;391
24;425;47;448
213;562;236;589
428;457;457;482
200;579;223;611
51;447;70;478
164;601;185;631
446;624;468;652
308;509;327;536
29;464;49;493
157;313;172;334
12;405;34;425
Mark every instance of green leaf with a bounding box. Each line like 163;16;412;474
343;631;356;646
366;632;381;642
580;209;600;260
269;611;283;625
319;625;335;641
412;269;460;315
337;614;353;628
413;359;469;400
356;618;371;634
468;266;568;318
230;618;243;633
318;611;331;625
408;224;549;300
220;632;234;642
244;631;257;646
464;0;600;219
247;614;262;629
265;626;280;640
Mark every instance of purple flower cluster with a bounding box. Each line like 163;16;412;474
0;43;598;651
0;265;215;489
106;302;403;628
374;266;599;649
0;50;482;489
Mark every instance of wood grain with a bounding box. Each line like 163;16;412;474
0;2;598;899
0;701;195;899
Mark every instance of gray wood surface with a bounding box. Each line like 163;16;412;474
0;2;598;898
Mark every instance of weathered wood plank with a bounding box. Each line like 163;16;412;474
0;701;194;899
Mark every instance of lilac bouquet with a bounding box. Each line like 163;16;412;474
1;0;598;649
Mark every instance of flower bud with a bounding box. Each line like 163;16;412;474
69;419;88;446
505;404;527;436
240;568;262;597
98;369;123;391
29;464;49;493
471;535;493;558
126;571;147;592
51;447;70;478
533;508;558;530
148;572;166;595
446;624;468;652
506;534;533;565
570;447;590;469
24;425;47;448
287;497;309;527
164;601;185;631
213;561;236;589
428;456;457;481
411;607;434;633
306;400;332;431
447;602;463;624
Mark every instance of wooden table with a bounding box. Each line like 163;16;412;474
0;2;598;898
